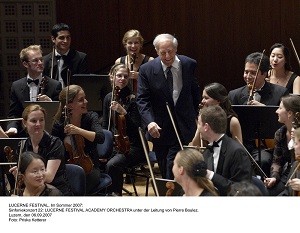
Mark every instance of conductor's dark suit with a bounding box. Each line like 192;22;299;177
137;55;200;179
203;134;252;196
43;48;89;85
7;76;62;136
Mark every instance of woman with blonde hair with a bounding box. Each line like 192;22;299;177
172;148;218;196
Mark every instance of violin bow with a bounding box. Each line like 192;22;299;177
166;102;184;150
50;45;55;79
247;49;265;102
289;38;300;67
235;136;268;179
138;127;159;196
107;69;117;131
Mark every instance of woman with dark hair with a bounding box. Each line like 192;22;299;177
267;43;300;94
172;148;218;196
264;94;300;195
17;151;62;196
189;82;242;146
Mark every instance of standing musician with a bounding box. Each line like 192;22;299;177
136;33;200;179
43;23;89;88
9;104;73;195
115;29;154;93
102;63;146;196
267;43;300;94
264;95;300;195
52;85;111;195
228;52;289;177
6;45;62;137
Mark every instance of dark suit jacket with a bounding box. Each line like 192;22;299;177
228;82;289;105
203;135;252;196
43;48;89;85
7;76;62;135
136;55;200;145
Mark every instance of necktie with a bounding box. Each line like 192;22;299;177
56;54;66;60
166;66;173;95
27;78;39;85
206;137;223;153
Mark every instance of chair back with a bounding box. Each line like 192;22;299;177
252;176;269;196
65;164;86;196
97;129;113;160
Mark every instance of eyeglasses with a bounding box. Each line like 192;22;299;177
27;57;43;64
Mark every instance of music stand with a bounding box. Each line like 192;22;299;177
24;101;60;133
232;105;282;166
72;74;112;114
0;138;26;196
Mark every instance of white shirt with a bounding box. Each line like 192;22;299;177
207;134;225;179
27;74;42;101
55;49;69;88
161;56;182;105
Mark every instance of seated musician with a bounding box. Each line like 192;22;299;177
264;95;300;195
189;82;243;147
228;52;289;177
15;151;62;196
9;104;73;195
52;85;111;195
102;63;146;196
282;127;300;195
172;148;218;196
198;105;252;196
6;45;62;137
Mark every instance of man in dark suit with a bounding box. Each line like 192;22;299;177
136;33;200;179
228;52;289;177
6;45;62;137
199;105;252;196
43;23;89;87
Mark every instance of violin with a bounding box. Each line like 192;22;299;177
130;53;137;93
63;70;94;174
39;77;48;96
112;86;130;155
3;146;17;174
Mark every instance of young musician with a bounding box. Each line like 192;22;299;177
43;23;89;87
17;151;62;196
115;29;154;93
102;63;145;196
264;94;300;195
9;104;73;195
172;148;218;196
52;85;111;195
6;45;62;137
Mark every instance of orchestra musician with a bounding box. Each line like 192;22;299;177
51;85;111;195
264;94;300;195
102;63;146;196
16;151;62;196
282;127;300;196
172;148;218;196
228;52;289;177
43;23;89;87
189;82;243;148
136;33;200;179
115;29;154;93
199;105;252;196
266;43;300;94
9;104;73;196
6;45;62;137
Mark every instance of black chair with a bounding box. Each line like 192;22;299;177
65;164;86;196
252;176;269;196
